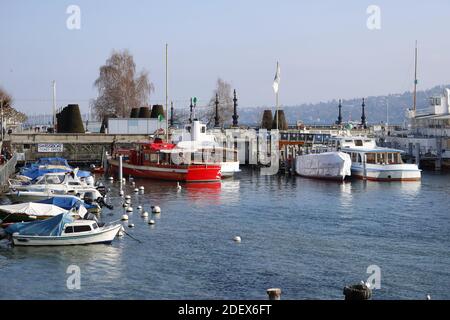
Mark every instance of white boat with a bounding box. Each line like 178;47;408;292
295;152;351;181
332;136;421;181
5;213;122;246
8;171;103;199
172;120;240;178
0;202;86;223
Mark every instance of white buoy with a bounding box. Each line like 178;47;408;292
119;190;124;196
108;176;114;181
233;236;242;243
141;211;149;217
126;207;133;213
177;182;182;190
151;206;161;214
148;219;155;225
122;203;128;208
426;294;431;300
137;205;143;211
121;214;129;221
139;186;144;191
125;195;131;200
125;199;131;205
131;181;136;187
128;223;134;228
134;188;139;193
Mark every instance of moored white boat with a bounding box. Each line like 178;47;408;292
295;152;351;181
4;213;122;246
331;136;422;181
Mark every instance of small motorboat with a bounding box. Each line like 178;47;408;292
4;213;122;246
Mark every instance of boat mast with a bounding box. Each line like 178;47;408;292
413;40;418;113
165;43;169;142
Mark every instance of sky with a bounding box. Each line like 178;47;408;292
1;0;450;115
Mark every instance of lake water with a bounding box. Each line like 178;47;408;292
1;168;449;300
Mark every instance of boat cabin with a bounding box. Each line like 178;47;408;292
62;220;99;236
344;148;404;165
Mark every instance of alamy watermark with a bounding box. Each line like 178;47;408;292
366;5;381;30
66;264;81;290
366;264;381;289
66;5;81;30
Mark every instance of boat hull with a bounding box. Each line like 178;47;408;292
351;164;422;181
12;224;122;246
109;159;221;182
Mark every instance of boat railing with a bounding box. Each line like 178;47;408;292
0;153;18;194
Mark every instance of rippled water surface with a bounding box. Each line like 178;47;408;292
1;169;449;299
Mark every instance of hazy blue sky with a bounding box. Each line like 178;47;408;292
1;0;450;115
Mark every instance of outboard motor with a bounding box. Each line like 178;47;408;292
83;191;96;205
97;197;114;210
96;182;107;196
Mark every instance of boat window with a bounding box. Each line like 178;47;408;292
144;153;150;161
64;226;74;234
358;154;362;163
92;223;98;229
355;140;363;146
46;175;64;184
351;153;358;162
73;225;92;233
376;153;386;164
201;126;206;133
366;153;376;164
68;182;81;186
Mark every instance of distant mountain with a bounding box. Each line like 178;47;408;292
238;84;449;126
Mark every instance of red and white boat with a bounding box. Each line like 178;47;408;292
108;139;222;182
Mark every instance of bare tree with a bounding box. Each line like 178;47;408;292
203;78;233;127
92;50;154;120
0;87;27;124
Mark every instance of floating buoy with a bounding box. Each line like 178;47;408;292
151;206;161;214
119;190;124;196
121;214;129;221
131;181;136;187
137;205;143;211
125;199;131;205
122;203;128;208
148;219;155;225
233;236;242;243
134;188;139;193
125;195;131;200
139;186;144;191
128;223;135;228
426;294;431;300
126;207;133;213
108;176;114;181
141;211;149;217
177;182;182;190
122;178;126;183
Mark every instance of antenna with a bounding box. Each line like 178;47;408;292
165;43;169;142
413;40;418;112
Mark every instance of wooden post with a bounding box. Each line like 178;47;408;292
267;288;281;300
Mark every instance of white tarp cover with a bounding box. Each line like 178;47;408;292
0;203;68;217
295;152;351;179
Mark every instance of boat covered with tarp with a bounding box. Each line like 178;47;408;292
20;157;93;182
4;213;122;246
36;196;97;212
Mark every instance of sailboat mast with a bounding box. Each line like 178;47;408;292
413;40;418;112
165;43;169;142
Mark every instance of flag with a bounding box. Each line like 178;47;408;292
272;62;280;94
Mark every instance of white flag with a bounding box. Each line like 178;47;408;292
272;62;280;94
